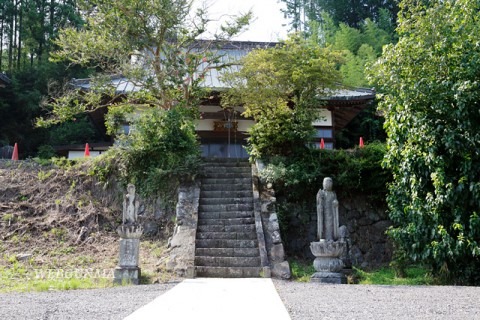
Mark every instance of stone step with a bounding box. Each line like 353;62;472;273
202;158;250;164
195;256;261;268
197;217;255;226
198;211;254;219
202;172;251;179
195;266;262;278
195;247;259;257
199;197;253;205
196;232;257;240
197;224;256;233
196;239;258;249
200;190;252;198
201;178;252;185
201;184;251;192
202;167;251;174
199;204;253;212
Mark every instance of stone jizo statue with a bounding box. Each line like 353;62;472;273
123;184;140;224
316;177;340;241
311;177;346;283
115;183;143;285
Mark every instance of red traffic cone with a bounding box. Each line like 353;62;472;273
11;143;18;160
84;143;90;157
320;138;325;149
359;137;364;148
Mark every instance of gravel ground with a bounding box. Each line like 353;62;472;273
1;280;479;320
273;279;480;320
0;282;178;320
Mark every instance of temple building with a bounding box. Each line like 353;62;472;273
64;41;375;159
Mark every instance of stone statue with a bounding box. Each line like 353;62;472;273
115;183;143;285
310;177;346;284
123;184;139;224
316;177;340;241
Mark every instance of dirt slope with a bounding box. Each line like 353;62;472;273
0;160;173;281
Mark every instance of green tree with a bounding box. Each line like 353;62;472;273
117;107;200;200
280;0;398;31
48;114;96;146
223;34;342;158
339;44;376;87
369;0;480;284
333;23;363;54
42;0;251;197
42;0;251;129
0;61;87;156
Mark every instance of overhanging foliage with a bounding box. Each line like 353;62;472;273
369;0;480;284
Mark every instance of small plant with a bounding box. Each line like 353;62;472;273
32;157;52;166
2;213;14;222
37;170;54;181
73;256;96;266
36;145;56;159
353;266;436;285
139;271;156;285
50;228;67;242
10;235;20;245
6;254;18;264
51;157;76;170
288;259;315;282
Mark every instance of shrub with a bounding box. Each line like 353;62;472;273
92;107;201;205
260;142;390;241
369;0;480;284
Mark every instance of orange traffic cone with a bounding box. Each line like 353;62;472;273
84;143;90;157
320;138;325;149
11;143;18;160
359;137;364;148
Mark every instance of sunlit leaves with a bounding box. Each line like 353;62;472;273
222;34;342;158
369;0;480;284
42;0;252;127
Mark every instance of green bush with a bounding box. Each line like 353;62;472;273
92;107;201;205
260;142;390;242
48;115;96;146
261;142;389;201
369;0;480;285
36;145;56;159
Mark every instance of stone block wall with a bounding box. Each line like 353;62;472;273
284;193;392;269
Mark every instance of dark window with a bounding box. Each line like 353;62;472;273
314;128;333;139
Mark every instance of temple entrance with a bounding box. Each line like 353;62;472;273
200;141;249;158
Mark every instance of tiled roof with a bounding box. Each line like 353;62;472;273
70;40;375;100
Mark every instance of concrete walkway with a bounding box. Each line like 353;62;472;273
124;278;291;320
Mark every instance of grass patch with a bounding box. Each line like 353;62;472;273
354;266;436;285
1;277;114;293
288;259;315;282
287;258;436;285
0;263;116;293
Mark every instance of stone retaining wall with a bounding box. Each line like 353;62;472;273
284;194;392;269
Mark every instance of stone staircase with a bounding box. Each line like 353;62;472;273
195;158;262;277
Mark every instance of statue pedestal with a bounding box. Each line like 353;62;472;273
310;240;346;284
311;271;345;284
114;266;141;285
114;224;143;285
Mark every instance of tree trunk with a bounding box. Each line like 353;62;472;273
17;0;22;68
